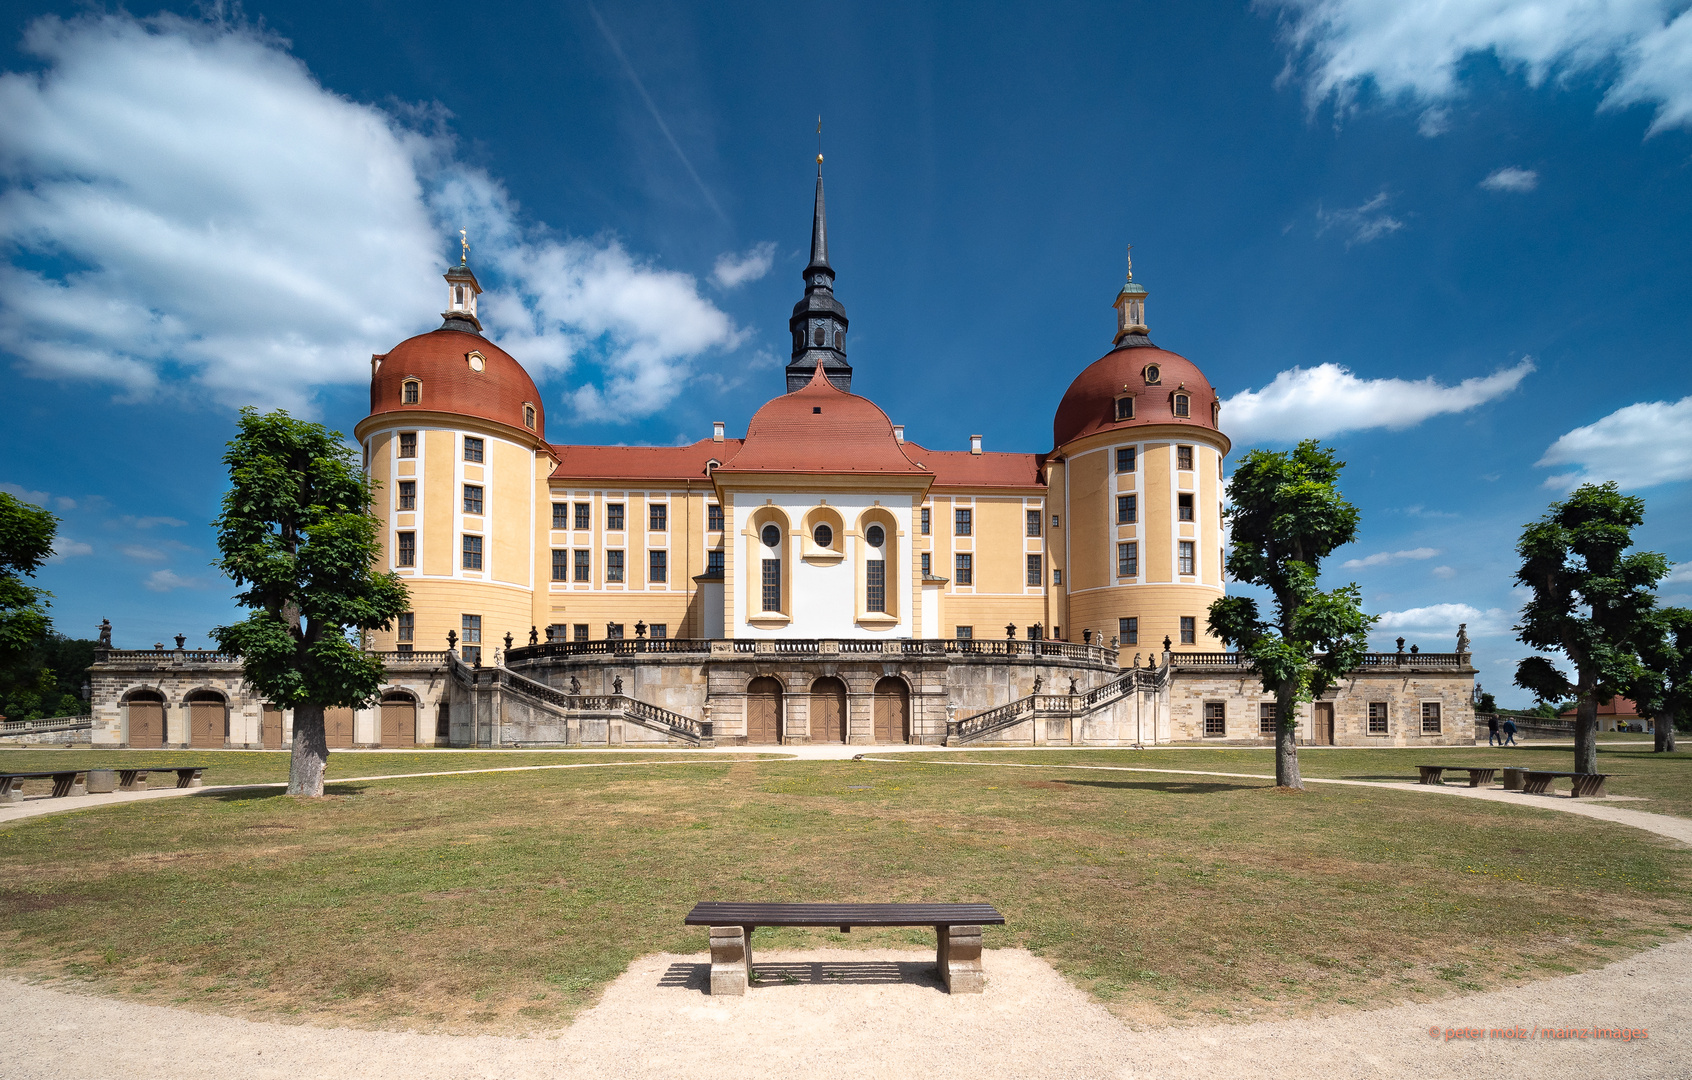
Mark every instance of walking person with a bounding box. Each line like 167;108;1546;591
1501;716;1518;746
1487;714;1501;746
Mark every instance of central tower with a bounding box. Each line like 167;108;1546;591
785;155;852;392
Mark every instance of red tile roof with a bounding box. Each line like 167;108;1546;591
371;329;544;439
900;442;1046;489
716;365;928;476
1052;344;1221;452
548;439;742;482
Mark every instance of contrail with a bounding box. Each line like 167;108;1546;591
587;3;729;224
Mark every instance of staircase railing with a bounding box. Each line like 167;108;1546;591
495;664;708;745
948;665;1166;744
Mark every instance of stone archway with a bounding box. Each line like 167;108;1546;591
810;677;847;744
745;677;784;744
123;689;166;748
873;677;910;743
185;689;228;749
380;691;418;747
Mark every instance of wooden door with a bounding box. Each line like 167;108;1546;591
380;701;416;747
325;706;356;749
190;701;225;748
1313;702;1335;746
811;678;847;743
873;678;909;743
127;700;165;748
745;678;783;744
261;705;283;749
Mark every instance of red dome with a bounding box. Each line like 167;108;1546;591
719;364;925;475
369;329;544;440
1051;343;1221;452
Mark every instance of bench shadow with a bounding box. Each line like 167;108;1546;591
659;960;943;994
1055;779;1262;794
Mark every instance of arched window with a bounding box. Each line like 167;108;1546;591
864;523;886;613
760;523;783;612
1173;393;1190;418
523;403;536;429
402;380;420;405
813;327;825;346
1115;396;1134;421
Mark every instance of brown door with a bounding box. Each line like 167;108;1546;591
325;706;356;749
127;700;165;747
745;678;783;744
261;705;283;749
873;677;909;743
811;678;847;743
1313;702;1335;746
380;700;416;747
190;701;226;748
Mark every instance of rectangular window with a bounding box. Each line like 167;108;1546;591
649;549;667;583
866;559;886;613
1026;509;1042;537
1422;701;1442;734
1051;513;1061;530
463;436;484;463
1369;701;1389;734
574;502;590;530
607;623;624;640
461;534;483;570
1118;542;1138;577
650;623;667;639
573;549;590;582
551;549;568;581
1026;553;1042;586
551;503;568;530
706;549;724;576
1259;703;1277;735
1177;445;1194;471
955;625;974;639
708;503;723;531
650;503;667;531
398;480;416;511
921;507;931;535
398;432;417;459
1116;446;1136;473
606;549;624;583
397;612;414;643
1204;701;1226;737
1117;494;1137;524
1179;540;1195;575
1120;616;1138;645
1115;397;1134;421
573;623;589;642
607;503;625;531
1053;567;1062;585
921;552;932;576
1178;493;1194;521
461;614;481;664
955;553;973;585
1180;615;1196;644
462;484;483;515
762;558;781;611
955;508;972;536
396;531;415;567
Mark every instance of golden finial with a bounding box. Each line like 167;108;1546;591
460;229;469;266
1125;243;1134;282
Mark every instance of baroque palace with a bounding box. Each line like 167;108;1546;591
75;165;1476;751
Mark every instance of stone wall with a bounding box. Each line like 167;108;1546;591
1166;661;1476;746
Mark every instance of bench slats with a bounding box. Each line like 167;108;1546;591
685;902;1005;927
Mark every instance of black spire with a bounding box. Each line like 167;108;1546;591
786;155;851;393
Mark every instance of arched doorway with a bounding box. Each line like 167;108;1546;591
873;677;910;743
810;677;847;744
324;706;355;749
745;677;783;744
380;691;418;747
261;705;284;749
124;689;165;748
185;689;228;749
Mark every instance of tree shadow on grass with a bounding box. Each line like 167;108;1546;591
1054;779;1264;794
198;783;369;803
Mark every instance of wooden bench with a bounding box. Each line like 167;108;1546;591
1417;765;1500;787
1520;770;1612;798
684;901;1007;996
0;766;207;803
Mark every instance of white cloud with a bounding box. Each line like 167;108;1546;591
1537;395;1692;489
1342;546;1441;568
1667;562;1692;583
711;242;777;289
1222;359;1533;444
1;481;51;505
116;514;187;529
1373;602;1510;635
143;568;210;592
1315;191;1403;245
48;537;91;560
1417;106;1452;136
1480;166;1539;191
0;12;742;419
1432;565;1457;579
1264;0;1692;134
120;544;168;562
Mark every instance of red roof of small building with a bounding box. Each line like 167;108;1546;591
717;365;927;476
371;329;545;439
1559;697;1641;719
1051;343;1220;452
549;439;743;482
901;442;1046;489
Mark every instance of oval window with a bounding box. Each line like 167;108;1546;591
813;523;834;548
1144;364;1160;385
865;524;885;548
468;351;485;373
761;524;782;548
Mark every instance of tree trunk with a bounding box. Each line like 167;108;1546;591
1574;693;1599;775
1276;680;1303;790
1655;707;1677;754
288;703;329;797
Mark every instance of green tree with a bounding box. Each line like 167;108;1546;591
1631;607;1691;754
1207;440;1375;789
1476;691;1497;714
0;491;59;719
1513;482;1667;775
211;409;409;796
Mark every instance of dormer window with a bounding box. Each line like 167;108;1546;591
402;380;420;405
523;403;536;429
1212;401;1221;425
1173;393;1190;418
1144;364;1161;385
1115;396;1135;421
467;351;485;373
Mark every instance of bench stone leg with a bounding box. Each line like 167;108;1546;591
86;770;117;794
176;769;203;789
937;924;985;994
708;926;749;996
1571;776;1607;798
0;778;19;803
119;770;147;791
1418;767;1444;785
1502;768;1525;791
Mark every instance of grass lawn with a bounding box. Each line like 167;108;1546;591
877;744;1692;819
1;755;1689;1033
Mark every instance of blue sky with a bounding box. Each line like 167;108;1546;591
2;1;1690;705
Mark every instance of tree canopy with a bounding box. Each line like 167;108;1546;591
1208;440;1375;789
1631;606;1692;753
0;490;56;670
